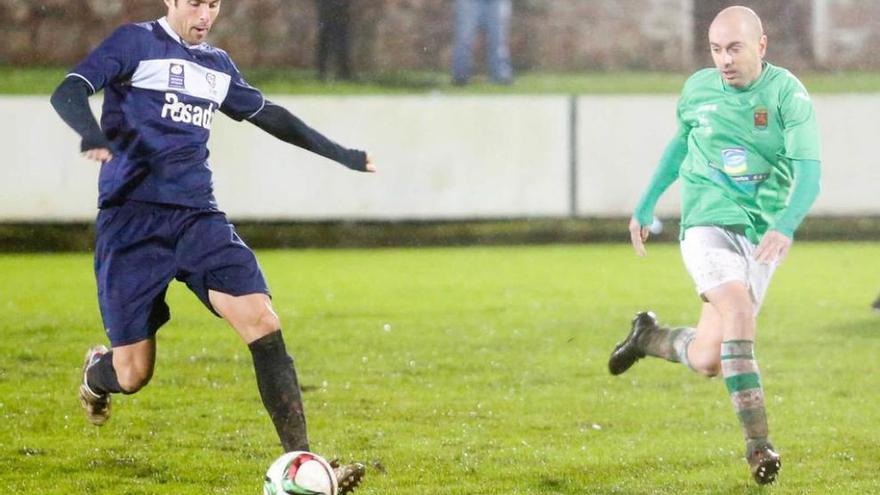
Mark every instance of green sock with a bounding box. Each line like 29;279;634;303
721;340;770;448
639;325;696;366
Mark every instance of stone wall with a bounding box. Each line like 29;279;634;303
818;0;880;69
1;0;878;71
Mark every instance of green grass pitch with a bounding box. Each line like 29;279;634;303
4;67;880;94
1;243;879;494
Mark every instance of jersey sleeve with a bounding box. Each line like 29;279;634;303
779;73;821;161
220;58;265;121
67;25;144;94
674;96;691;140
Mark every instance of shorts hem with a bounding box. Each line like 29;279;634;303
106;319;165;348
200;286;272;317
108;333;156;348
695;276;749;299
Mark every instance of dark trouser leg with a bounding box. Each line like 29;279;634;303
333;0;353;79
316;3;332;78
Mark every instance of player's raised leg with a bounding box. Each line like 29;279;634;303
608;311;697;375
609;301;728;376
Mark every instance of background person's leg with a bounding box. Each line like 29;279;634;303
315;1;332;79
485;0;513;83
452;0;480;84
333;0;353;80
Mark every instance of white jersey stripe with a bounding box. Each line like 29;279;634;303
130;58;231;105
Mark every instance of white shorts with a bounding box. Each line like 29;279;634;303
679;226;777;313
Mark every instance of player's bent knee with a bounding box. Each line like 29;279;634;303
116;365;153;394
689;352;721;377
245;298;281;335
725;306;754;325
256;308;281;334
694;362;721;377
227;301;282;343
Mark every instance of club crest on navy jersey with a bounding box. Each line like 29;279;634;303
206;72;218;97
168;63;185;89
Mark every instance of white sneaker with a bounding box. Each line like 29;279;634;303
79;345;111;426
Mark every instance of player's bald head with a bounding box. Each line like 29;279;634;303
707;6;767;87
709;6;764;43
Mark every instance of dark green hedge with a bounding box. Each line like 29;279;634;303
2;217;879;252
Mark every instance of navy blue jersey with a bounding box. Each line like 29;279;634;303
68;17;265;209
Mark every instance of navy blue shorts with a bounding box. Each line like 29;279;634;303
94;201;269;347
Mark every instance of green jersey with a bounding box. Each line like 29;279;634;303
674;62;820;243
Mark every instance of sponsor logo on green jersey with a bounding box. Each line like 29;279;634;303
721;147;748;175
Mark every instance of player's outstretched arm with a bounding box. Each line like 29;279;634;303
248;102;375;173
629;135;687;256
50;77;113;163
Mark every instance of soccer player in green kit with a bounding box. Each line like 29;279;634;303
606;6;821;485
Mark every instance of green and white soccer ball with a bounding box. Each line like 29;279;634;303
263;451;338;495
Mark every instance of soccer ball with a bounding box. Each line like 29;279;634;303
263;451;338;495
649;216;664;235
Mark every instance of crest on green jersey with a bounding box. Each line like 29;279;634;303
753;106;768;130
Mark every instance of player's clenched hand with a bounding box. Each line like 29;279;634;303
629;217;651;257
364;153;376;173
84;148;113;164
753;230;792;264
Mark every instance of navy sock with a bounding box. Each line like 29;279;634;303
249;330;310;452
86;351;123;395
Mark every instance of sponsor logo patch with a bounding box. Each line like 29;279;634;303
721;147;748;175
168;63;186;89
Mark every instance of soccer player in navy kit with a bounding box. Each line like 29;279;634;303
50;1;371;492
